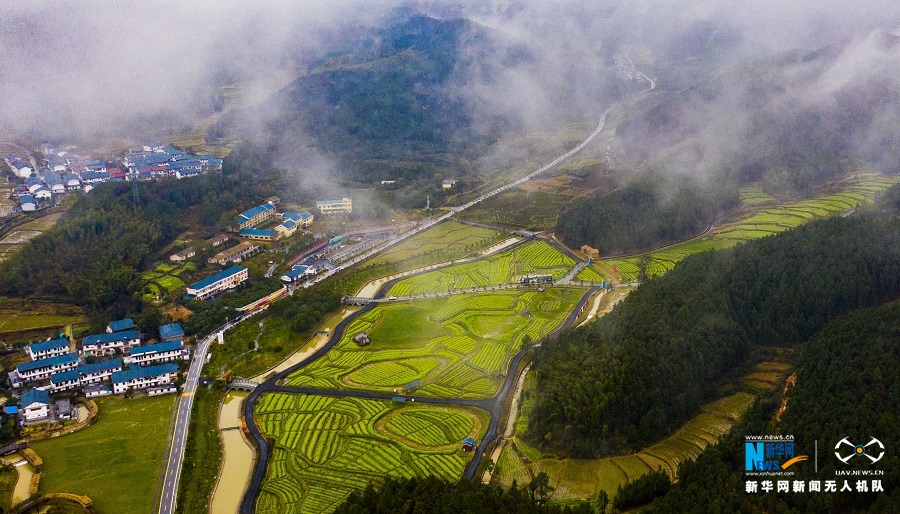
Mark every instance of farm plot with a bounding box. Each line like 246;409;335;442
387;239;576;296
140;261;195;301
286;288;581;399
604;174;899;281
255;394;488;514
739;186;775;204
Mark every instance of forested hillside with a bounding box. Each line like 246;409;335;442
555;174;737;254
644;303;900;513
0;154;283;319
529;216;900;456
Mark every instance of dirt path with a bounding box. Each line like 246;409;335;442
576;290;607;327
249;307;360;383
482;364;531;483
210;391;254;514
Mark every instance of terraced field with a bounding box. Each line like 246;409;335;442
286;289;581;399
739;186;775;204
495;392;757;501
387;239;576;296
140;261;195;301
255;394;488;514
605;174;898;281
369;221;504;267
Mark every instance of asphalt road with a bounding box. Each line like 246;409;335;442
158;317;240;514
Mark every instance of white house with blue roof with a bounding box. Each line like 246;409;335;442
281;264;317;284
112;363;179;394
124;341;187;366
106;318;136;333
78;358;124;384
19;195;36;212
27;337;71;361
21;388;50;422
281;211;314;228
238;227;276;241
50;369;81;392
158;323;185;342
82;330;140;357
12;353;80;386
185;266;248;300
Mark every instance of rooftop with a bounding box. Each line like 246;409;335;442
158;323;186;340
239;228;276;237
108;318;136;332
29;337;69;354
78;358;123;375
50;369;80;385
21;388;50;407
235;203;275;223
83;330;140;346
17;353;79;373
130;341;182;356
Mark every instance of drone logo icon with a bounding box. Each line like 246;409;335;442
834;437;885;464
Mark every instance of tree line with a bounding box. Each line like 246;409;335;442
528;216;900;457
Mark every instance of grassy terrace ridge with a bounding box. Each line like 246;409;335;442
386;239;576;297
495;390;757;502
31;395;175;514
286;288;582;399
255;394;488;514
589;173;899;282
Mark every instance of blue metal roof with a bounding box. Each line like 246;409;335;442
83;330;140;346
463;437;477;445
29;337;69;354
187;266;246;292
19;195;35;204
51;369;80;385
235;203;275;223
279;220;296;229
112;363;179;384
239;228;275;237
130;341;182;356
158;323;185;340
4;406;18;415
17;353;78;373
108;319;136;332
78;358;123;375
21;388;50;406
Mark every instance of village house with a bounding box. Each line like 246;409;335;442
77;358;124;385
185;266;248;300
27;337;70;361
280;211;314;228
19;195;36;212
159;323;185;342
442;179;458;189
238;228;276;241
169;247;196;262
124;341;187;366
209;241;259;265
81;330;140;357
20;389;50;422
581;245;600;259
210;234;230;247
84;383;112;398
112;363;179;394
12;353;80;386
106;318;136;333
50;369;81;392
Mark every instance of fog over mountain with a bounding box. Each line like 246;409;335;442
1;1;898;189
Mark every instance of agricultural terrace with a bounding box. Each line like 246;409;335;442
602;173;899;281
286;289;581;399
369;221;504;268
739;186;775;204
255;394;488;514
387;239;576;297
32;396;175;514
495;391;756;501
141;261;196;302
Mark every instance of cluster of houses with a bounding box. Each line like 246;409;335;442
3;143;223;215
122;144;222;180
234;199;315;242
8;320;189;422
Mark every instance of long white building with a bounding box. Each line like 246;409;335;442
316;198;352;214
82;330;141;357
112;363;179;394
12;353;79;386
27;337;70;361
186;265;248;300
124;341;187;366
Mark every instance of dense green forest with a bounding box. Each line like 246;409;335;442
334;476;592;514
0;150;283;320
643;303;900;513
555;174;737;254
529;216;900;456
